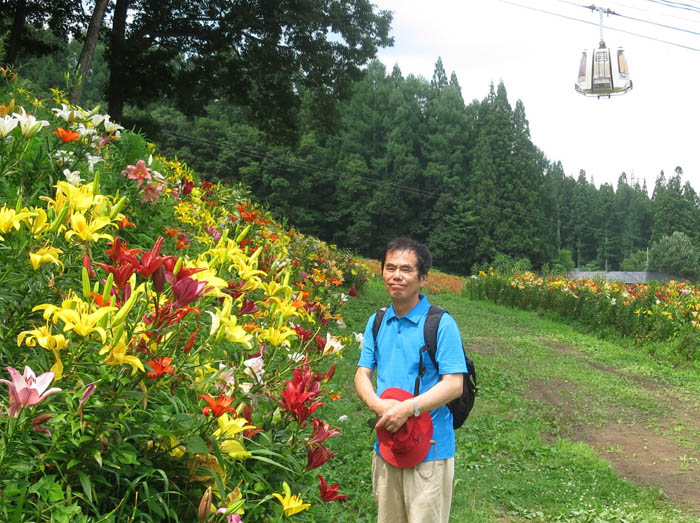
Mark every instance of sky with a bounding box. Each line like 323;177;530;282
370;0;700;194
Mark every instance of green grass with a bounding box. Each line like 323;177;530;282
308;280;700;522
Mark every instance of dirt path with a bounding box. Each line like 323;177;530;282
517;341;700;515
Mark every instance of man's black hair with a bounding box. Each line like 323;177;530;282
381;237;432;278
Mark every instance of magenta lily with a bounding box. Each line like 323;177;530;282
172;276;212;307
0;366;62;417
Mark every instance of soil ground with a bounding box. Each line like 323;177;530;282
515;341;700;515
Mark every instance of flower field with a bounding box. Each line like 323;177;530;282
363;258;464;295
0;70;372;521
465;269;700;360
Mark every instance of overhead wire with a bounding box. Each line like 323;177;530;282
553;0;700;36
497;0;700;52
645;0;700;14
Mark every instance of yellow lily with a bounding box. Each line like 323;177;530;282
27;207;49;236
65;212;114;243
259;326;296;347
213;413;254;460
17;324;69;380
99;335;145;375
0;205;37;237
272;482;310;517
29;245;64;271
259;279;292;298
17;323;68;351
54;299;117;343
208;298;253;348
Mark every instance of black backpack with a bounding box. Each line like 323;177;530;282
372;304;477;429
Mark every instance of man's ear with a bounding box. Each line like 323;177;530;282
419;273;428;287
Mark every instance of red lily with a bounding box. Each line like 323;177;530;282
314;334;326;353
105;237;142;266
199;393;235;417
293;325;313;343
242;405;264;438
317;474;349;502
180;178;195;195
349;286;359;297
306;444;336;470
279;366;324;425
145;356;175;379
306;418;340;448
138;236;172;278
172;277;212;308
236;298;258;316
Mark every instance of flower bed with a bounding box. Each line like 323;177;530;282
0;72;371;521
465;269;700;359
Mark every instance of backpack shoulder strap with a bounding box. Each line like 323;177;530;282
423;305;446;373
371;307;388;349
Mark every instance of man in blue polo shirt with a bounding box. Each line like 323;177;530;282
355;237;466;523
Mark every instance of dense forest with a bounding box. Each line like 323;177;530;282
4;1;700;277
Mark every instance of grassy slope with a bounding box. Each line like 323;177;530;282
310;279;700;522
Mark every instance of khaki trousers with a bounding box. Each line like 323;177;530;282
372;451;454;523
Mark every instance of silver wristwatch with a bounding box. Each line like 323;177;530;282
410;398;421;417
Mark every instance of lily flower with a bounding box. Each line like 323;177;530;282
15;108;49;138
0;205;37;236
65;212;114;244
306;418;340;448
53;127;80;143
99;336;145;375
29;245;64;271
272;482;310;517
172;277;212;308
317;474;349;502
145;356;175;379
54;300;117;343
306;443;336;470
17;324;68;352
121;159;152;187
0;366;61;417
199;393;236;417
0;114;18;138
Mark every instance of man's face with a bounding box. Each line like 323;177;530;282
382;249;426;307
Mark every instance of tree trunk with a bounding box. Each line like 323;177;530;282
107;0;129;122
69;0;110;106
6;0;28;66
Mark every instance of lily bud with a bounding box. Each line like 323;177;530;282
81;267;91;299
109;196;127;219
197;487;212;522
235;224;250;243
152;264;166;294
49;204;69;233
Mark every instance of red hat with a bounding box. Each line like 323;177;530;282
376;387;433;468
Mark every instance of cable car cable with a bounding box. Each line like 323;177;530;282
555;0;700;35
497;0;700;52
645;0;700;14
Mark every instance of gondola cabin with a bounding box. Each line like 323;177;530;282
575;44;632;97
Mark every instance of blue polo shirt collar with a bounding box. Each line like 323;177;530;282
385;294;430;324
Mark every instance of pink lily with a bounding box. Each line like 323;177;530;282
0;366;62;417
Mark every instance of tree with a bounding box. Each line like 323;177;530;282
2;0;81;66
648;232;699;279
104;0;393;140
69;0;110;105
